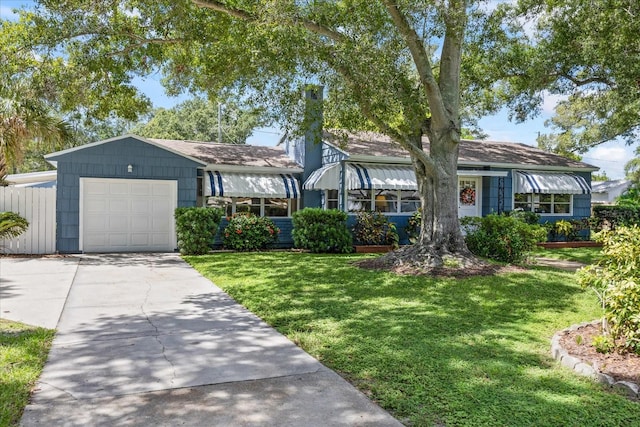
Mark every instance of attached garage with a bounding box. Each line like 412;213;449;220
80;178;177;252
45;135;205;253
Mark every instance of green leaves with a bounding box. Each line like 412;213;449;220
222;212;280;251
291;208;353;253
174;206;223;254
131;97;264;143
578;226;640;354
0;211;29;240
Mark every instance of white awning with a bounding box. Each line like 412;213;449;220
304;163;509;191
205;171;300;198
304;163;417;190
514;171;591;194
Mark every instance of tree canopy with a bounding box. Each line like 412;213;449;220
509;0;640;154
130;98;264;143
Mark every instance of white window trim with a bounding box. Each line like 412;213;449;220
512;193;574;216
341;189;420;215
208;196;298;218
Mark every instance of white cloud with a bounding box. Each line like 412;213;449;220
541;92;567;115
584;144;635;179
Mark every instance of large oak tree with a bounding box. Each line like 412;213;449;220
4;1;532;267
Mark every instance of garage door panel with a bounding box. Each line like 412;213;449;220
131;199;152;215
152;183;172;196
109;182;129;195
108;234;128;246
81;178;177;252
85;181;108;195
131;182;152;196
130;233;150;246
131;216;152;231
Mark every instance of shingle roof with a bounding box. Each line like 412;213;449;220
148;138;302;169
591;179;631;193
324;131;597;170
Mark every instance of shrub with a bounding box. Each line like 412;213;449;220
175;207;223;255
291;208;352;253
578;225;640;355
461;213;547;263
508;209;540;225
352;211;399;248
223;213;279;251
0;211;29;240
592;205;640;231
405;209;421;244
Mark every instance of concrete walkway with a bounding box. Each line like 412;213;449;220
1;254;401;426
533;257;586;272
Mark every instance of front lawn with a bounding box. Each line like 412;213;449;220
186;252;636;426
533;246;602;265
0;319;54;427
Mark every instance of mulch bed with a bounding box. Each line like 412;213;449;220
560;323;640;385
354;257;526;278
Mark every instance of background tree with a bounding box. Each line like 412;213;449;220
130;97;264;143
4;0;533;268
0;82;70;182
502;0;640;156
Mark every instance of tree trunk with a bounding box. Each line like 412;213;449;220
377;132;480;270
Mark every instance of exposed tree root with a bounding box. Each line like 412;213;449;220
354;244;522;278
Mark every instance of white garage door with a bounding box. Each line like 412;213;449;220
80;178;177;252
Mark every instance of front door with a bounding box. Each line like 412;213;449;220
458;177;481;218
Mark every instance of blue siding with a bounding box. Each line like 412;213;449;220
50;137;202;253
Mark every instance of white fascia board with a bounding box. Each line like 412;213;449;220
460;161;600;173
204;164;304;174
347;155;412;164
457;170;509;177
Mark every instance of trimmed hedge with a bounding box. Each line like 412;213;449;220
461;213;547;263
175;207;223;255
223;213;280;251
292;208;353;253
592;205;640;230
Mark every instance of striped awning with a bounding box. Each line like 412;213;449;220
514;171;591;194
304;163;417;190
205;171;300;198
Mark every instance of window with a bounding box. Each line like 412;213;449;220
400;191;421;213
514;193;572;215
207;196;233;216
326;190;339;210
345;189;419;214
206;197;298;217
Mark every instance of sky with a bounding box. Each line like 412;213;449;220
2;0;635;179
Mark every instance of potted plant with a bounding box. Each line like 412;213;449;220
351;211;399;252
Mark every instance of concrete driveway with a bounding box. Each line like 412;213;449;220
1;253;401;426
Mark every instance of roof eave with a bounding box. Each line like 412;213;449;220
204;164;303;174
45;134;207;166
459;161;599;172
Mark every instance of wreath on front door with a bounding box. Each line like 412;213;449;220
459;187;476;206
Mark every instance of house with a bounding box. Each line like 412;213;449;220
44;91;598;253
591;179;631;205
4;170;57;188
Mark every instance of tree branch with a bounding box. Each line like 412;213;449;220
382;0;447;126
192;0;346;43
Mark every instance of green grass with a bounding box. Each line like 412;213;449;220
0;319;54;427
533;246;602;265
186;252;637;427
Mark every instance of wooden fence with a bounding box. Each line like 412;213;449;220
0;187;56;254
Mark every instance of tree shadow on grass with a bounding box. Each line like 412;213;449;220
188;252;638;426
